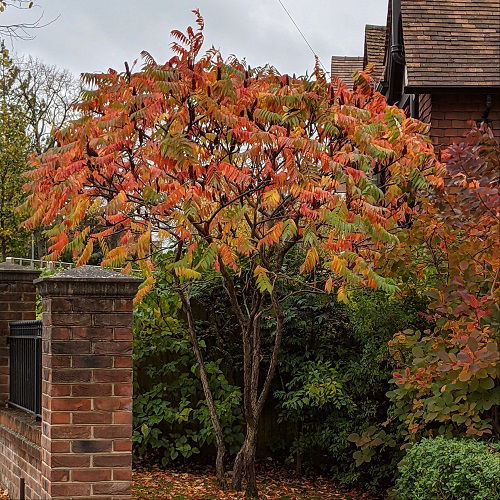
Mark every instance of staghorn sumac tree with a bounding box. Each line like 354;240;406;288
23;11;438;497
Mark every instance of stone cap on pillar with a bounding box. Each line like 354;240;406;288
35;265;142;298
0;261;41;282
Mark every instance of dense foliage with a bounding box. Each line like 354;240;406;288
350;127;499;478
0;45;30;260
395;437;500;500
133;267;244;465
387;127;499;441
275;290;428;492
132;262;428;493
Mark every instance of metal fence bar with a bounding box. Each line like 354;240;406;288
8;320;42;418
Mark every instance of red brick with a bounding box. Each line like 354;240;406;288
114;356;132;368
113;468;132;481
92;341;132;355
72;326;113;340
47;412;71;425
47;385;72;397
73;412;112;425
51;398;91;411
50;482;91;497
92;313;132;327
50;340;91;355
93;370;132;383
72;384;113;397
48;469;70;482
113;383;133;396
113;299;134;312
49;441;71;453
43;355;71;369
72;355;112;369
51;313;92;326
49;327;72;340
92;481;131;495
72;468;111;482
48;298;72;312
94;397;132;411
114;327;132;340
51;455;91;468
113;440;132;452
113;412;133;425
50;425;91;440
93;425;131;439
51;370;92;384
71;298;115;312
72;440;112;453
92;454;131;468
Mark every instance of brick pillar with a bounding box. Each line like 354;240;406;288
36;266;140;499
0;262;40;405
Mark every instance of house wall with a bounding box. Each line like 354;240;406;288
427;91;500;146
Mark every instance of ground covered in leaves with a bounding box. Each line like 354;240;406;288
133;464;373;499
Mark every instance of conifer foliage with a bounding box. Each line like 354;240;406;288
23;11;439;497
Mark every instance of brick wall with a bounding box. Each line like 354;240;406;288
0;264;140;499
0;263;41;499
427;91;500;146
0;409;41;499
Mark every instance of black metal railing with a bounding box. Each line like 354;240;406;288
7;320;42;418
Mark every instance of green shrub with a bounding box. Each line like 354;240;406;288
396;437;500;500
272;289;428;493
133;275;243;465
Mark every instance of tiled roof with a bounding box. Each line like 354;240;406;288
364;24;386;84
401;0;500;87
331;56;364;87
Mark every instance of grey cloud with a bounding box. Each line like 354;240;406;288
3;0;387;76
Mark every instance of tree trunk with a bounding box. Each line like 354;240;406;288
232;421;259;496
231;440;246;490
243;425;258;498
177;286;228;489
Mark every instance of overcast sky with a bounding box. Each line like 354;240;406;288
3;0;387;77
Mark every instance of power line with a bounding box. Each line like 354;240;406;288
275;0;328;74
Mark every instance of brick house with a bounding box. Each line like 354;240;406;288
331;0;500;146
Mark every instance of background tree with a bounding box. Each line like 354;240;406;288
15;56;81;154
23;11;439;497
0;1;45;40
0;43;29;260
0;97;29;259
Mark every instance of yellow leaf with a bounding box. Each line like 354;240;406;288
300;247;319;273
337;285;348;304
175;267;201;280
76;239;93;266
263;189;280;209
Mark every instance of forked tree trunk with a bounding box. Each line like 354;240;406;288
230;288;284;498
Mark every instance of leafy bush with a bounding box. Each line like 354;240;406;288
133;276;243;465
350;128;500;485
395;437;500;500
274;289;428;492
